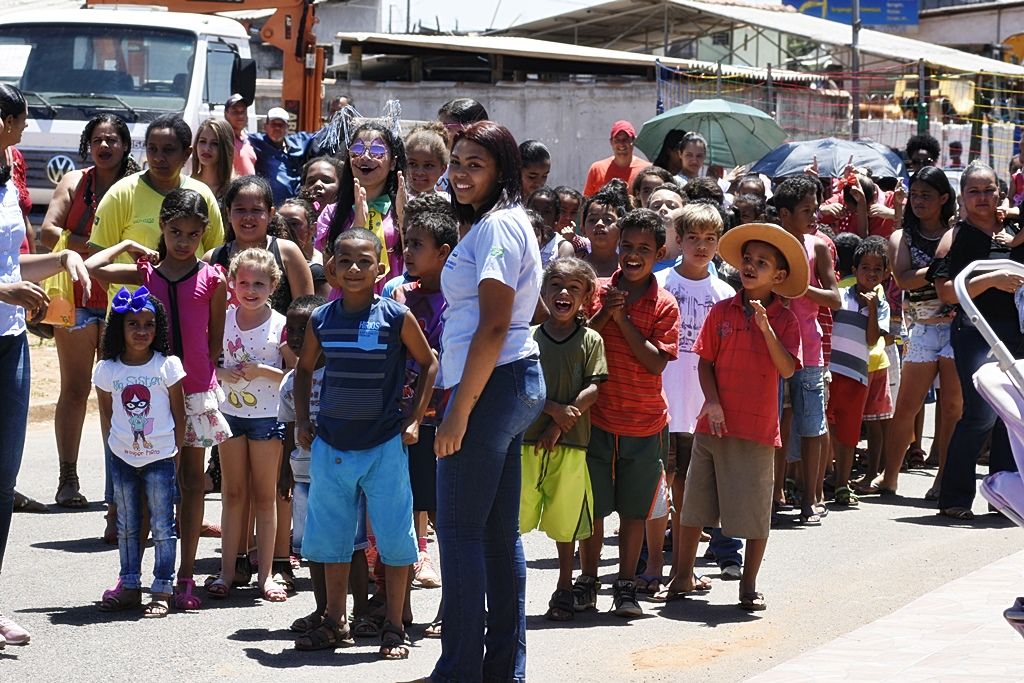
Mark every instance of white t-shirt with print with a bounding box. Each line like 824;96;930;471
439;206;542;389
278;367;324;483
656;267;735;433
93;353;186;466
220;307;286;419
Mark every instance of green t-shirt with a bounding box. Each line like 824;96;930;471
524;324;608;449
89;171;226;301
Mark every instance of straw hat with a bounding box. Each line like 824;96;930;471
718;223;809;299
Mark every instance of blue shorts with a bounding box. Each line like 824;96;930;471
293;483;368;557
70;306;106;332
905;322;954;364
222;414;284;441
302;433;417;566
786;365;828;460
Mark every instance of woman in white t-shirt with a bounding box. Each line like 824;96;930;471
0;84;91;646
431;121;544;682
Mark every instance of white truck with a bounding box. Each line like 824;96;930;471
0;7;256;207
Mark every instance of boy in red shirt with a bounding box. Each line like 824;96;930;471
667;223;805;612
576;208;680;618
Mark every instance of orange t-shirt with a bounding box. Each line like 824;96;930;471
583;156;650;196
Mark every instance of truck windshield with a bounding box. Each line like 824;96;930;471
0;23;197;122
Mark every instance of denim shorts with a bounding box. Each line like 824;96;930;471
222;414;285;441
786;366;828;460
302;433;416;565
904;322;954;364
70;306;107;332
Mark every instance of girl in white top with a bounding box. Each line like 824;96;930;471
210;248;288;603
93;287;186;618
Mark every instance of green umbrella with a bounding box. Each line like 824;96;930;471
635;98;787;168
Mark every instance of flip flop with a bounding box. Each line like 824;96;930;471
797;510;821;525
650;575;711;602
206;577;230;599
939;507;975;521
262;585;288;603
13;491;46;513
739;591;767;611
634;573;662;595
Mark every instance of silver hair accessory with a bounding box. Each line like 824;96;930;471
313;99;402;156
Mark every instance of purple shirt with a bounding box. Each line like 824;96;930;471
393;281;448;425
315;202;404;297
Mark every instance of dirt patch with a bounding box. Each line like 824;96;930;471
630;621;779;671
28;336;62;406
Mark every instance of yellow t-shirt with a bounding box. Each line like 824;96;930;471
89;172;225;301
838;274;890;373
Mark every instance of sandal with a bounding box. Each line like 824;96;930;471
294;616;355;651
424;619;442;638
199;521;221;538
351;613;383;638
796;507;821;525
272;571;296;594
924;486;940;502
939;507;975;521
174;578;202;610
379;621;410;660
143;595;171;619
55;462;88;508
206;577;230;599
545;588;575;621
13;491;46;513
262;584;288;603
905;447;927;470
650;574;712;602
634;573;662;595
99;588;142;612
739;591;767;611
834;486;860;507
290;611;325;634
102;579;123;602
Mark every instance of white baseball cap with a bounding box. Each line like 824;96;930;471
266;107;290;123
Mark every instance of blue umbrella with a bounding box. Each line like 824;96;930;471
750;137;906;179
634;98;788;167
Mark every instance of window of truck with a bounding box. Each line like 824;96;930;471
0;23;197;123
205;40;236;107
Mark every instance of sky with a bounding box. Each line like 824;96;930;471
400;0;600;33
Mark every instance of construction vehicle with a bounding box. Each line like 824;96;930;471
0;1;324;206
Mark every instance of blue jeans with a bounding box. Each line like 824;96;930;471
939;319;1022;510
432;357;545;683
110;456;177;595
0;333;29;574
708;528;743;568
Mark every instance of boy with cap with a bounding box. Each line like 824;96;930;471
665;222;805;612
249;105;314;205
583;120;650;196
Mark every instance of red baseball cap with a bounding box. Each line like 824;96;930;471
610;120;636;139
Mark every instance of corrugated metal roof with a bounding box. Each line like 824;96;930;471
670;0;1024;77
503;0;1024;77
334;31;819;81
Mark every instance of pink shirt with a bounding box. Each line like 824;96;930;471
789;233;825;368
233;134;257;177
139;260;222;394
314;202;403;297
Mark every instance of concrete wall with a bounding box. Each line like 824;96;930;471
260;80;662;192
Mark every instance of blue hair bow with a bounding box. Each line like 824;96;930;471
111;286;155;314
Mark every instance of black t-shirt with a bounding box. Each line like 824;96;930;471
933;219;1024;327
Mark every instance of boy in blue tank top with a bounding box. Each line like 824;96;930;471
293;228;438;657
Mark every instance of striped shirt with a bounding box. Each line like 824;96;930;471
831;282;890;385
311;296;408;451
590;271;680;438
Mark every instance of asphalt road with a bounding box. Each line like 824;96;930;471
1;413;1021;682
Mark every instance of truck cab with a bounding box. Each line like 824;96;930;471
0;8;256;207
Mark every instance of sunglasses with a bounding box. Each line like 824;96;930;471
349;139;389;159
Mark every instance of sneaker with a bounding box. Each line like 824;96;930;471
0;614;31;645
572;575;599;612
611;579;643;618
720;564;743;581
414;552;442;588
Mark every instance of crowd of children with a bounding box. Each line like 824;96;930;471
2;87;1016;668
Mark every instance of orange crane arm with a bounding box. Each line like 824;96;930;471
87;0;325;131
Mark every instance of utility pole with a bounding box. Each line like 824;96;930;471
917;59;928;135
851;0;861;140
406;0;410;33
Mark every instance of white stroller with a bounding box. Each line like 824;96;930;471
954;260;1024;638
